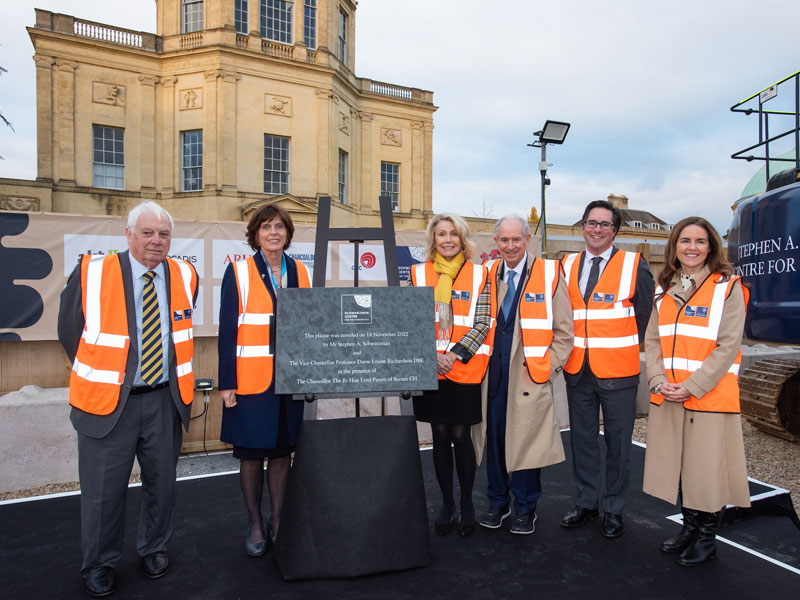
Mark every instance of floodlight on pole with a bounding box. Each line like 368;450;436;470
528;120;571;257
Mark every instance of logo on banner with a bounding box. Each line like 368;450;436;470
360;252;376;268
341;294;372;324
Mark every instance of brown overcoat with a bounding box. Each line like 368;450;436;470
642;265;751;511
472;254;573;471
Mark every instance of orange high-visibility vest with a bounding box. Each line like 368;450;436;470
69;254;197;415
562;250;641;378
232;256;311;395
486;258;561;384
651;274;748;413
410;260;490;384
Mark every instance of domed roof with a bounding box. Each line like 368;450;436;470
740;149;797;198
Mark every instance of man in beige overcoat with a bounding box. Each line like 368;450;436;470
473;215;573;534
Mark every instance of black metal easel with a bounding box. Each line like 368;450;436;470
311;195;401;416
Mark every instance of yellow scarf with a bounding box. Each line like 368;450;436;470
432;252;465;303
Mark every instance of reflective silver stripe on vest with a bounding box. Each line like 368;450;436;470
236;344;271;358
83;255;108;345
617;251;637;300
234;259;251;312
72;357;122;385
172;329;193;344
664;357;740;375
176;361;193;377
562;253;580;283
573;334;639;349
176;260;193;309
238;313;272;326
523;346;550;358
573;305;635;321
412;263;427;287
657;281;729;342
80;330;128;349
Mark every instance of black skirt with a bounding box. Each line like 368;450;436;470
413;378;482;425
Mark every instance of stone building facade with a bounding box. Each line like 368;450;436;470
0;0;437;228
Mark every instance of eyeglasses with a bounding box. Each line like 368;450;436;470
583;220;614;231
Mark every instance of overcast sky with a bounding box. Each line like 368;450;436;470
2;1;799;234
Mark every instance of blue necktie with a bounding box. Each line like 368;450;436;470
502;270;516;321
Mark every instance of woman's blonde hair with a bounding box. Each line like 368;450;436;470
424;213;475;261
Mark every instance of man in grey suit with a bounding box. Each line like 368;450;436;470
58;201;198;597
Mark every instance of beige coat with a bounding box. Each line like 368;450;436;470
642;265;751;511
472;254;573;472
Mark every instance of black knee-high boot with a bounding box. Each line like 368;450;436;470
677;509;723;566
660;506;699;553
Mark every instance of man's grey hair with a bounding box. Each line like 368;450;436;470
494;214;530;237
127;201;174;230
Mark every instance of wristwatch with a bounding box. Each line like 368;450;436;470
651;383;662;395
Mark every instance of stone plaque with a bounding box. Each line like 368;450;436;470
275;286;438;397
92;82;126;106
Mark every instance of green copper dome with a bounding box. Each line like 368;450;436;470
740;149;797;198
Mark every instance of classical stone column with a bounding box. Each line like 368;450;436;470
219;71;239;189
53;58;78;185
423;121;434;214
203;70;220;190
411;121;424;213
32;55;54;182
138;75;159;191
315;88;333;196
348;108;360;207
359;111;373;210
161;76;178;193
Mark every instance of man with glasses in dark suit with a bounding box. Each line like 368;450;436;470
559;200;653;538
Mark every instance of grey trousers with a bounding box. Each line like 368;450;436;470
77;387;182;574
566;371;636;515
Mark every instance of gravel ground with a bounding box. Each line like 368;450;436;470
3;418;799;511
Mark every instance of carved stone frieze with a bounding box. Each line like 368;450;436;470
339;111;350;135
180;88;203;110
266;94;292;117
381;128;402;146
92;82;126;106
0;195;40;212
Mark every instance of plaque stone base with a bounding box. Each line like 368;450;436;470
274;415;431;579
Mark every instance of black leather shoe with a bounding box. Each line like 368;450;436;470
510;512;537;535
142;552;169;579
479;505;512;529
602;512;625;538
560;505;599;528
434;503;456;536
457;506;476;537
85;566;114;597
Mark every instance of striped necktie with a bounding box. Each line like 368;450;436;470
141;270;164;385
